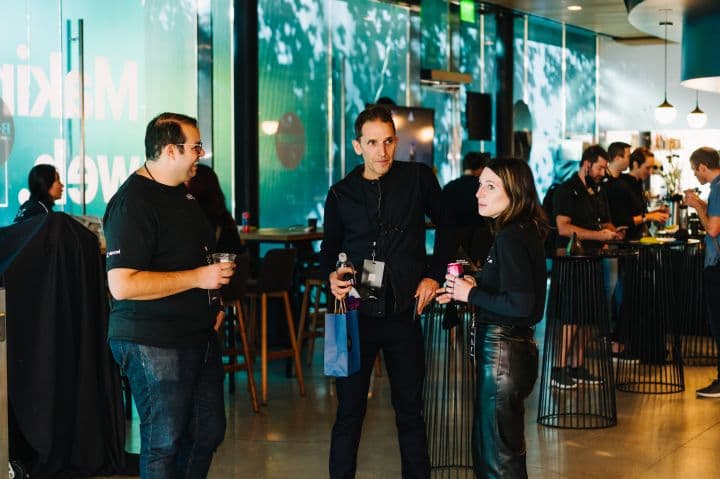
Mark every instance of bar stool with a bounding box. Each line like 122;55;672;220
219;254;260;413
296;276;327;365
422;302;475;474
674;241;716;364
246;248;306;405
537;251;618;429
614;241;684;394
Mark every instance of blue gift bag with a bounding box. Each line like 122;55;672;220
324;300;361;377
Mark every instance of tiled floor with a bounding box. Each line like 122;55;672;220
111;333;720;479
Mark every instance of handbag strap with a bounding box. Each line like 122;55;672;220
334;298;346;314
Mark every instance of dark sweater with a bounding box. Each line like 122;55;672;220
468;222;546;327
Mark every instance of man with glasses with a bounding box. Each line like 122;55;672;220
684;147;720;398
103;112;233;477
321;105;452;478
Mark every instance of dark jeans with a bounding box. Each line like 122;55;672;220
703;265;720;378
109;335;226;479
473;324;538;479
329;310;430;479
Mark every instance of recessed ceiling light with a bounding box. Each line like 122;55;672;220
568;5;582;11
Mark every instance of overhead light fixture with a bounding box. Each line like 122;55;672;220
681;6;720;93
567;5;582;12
687;90;708;129
655;11;677;125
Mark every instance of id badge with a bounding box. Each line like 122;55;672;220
361;259;385;289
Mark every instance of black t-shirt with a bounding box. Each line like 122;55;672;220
554;173;611;249
103;174;216;347
605;173;646;240
14;199;52;223
468;222;546;327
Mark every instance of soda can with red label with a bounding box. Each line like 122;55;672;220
447;262;462;277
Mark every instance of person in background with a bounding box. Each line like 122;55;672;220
605;142;631;182
437;158;547;479
552;144;623;389
104;112;233;477
321;105;453;479
14;164;64;223
684;146;720;398
442;152;494;267
187;164;243;256
607;147;669;241
187;164;244;331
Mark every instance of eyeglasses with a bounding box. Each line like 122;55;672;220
175;142;204;154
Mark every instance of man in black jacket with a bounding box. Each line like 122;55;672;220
442;151;493;266
321;106;452;479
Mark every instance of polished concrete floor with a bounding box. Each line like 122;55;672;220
110;331;720;479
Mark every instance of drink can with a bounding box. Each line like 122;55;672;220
241;211;250;233
447;262;462;277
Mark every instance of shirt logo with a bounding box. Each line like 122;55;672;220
106;249;121;257
186;193;195;200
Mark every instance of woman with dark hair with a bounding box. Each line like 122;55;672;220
187;164;243;256
14;164;64;223
437;158;548;479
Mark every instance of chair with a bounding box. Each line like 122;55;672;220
296;277;327;365
246;248;306;404
219;254;260;413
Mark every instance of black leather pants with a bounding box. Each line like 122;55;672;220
472;324;538;479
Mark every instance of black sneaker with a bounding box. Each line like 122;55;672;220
696;380;720;398
571;366;604;385
551;367;577;389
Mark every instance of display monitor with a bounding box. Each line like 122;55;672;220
368;105;435;168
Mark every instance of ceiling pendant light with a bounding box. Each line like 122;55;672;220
655;11;677;125
687;90;708;129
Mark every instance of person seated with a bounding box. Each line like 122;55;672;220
14;164;64;223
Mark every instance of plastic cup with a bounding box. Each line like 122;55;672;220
212;252;237;264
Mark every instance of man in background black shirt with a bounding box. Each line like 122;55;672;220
552;145;623;389
607;147;668;240
442;152;493;266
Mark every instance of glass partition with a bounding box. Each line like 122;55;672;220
1;0;234;226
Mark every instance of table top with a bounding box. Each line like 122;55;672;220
238;226;324;243
608;238;700;248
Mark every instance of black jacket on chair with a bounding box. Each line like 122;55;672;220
321;161;454;316
0;213;126;478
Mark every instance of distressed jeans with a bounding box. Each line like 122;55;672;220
109;336;226;479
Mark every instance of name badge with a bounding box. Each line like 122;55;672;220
361;259;385;289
